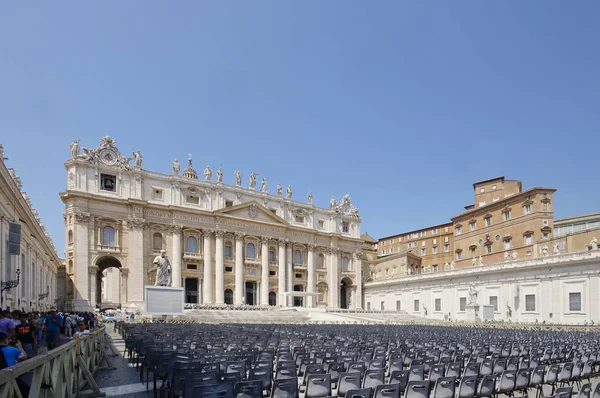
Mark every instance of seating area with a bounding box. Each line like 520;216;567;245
118;322;600;398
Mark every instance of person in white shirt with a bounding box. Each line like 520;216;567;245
74;321;90;351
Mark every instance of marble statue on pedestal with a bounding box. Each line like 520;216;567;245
204;166;212;181
468;284;479;305
444;262;449;271
150;250;172;287
172;159;180;175
133;150;143;168
504;252;510;261
70;140;80;158
235;171;242;187
541;246;549;257
472;257;476;267
261;178;268;193
330;197;336;209
216;168;223;183
478;255;483;267
286;185;292;199
308;192;313;205
553;243;560;255
511;250;518;259
450;261;455;270
249;172;257;190
276;184;283;196
591;237;598;250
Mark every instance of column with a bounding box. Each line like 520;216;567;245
235;233;244;304
182;276;187;302
354;252;363;309
307;245;316;307
328;248;339;308
171;226;182;288
286;244;293;306
278;240;286;306
202;230;213;303
127;219;145;310
261;237;269;306
120;268;129;305
73;214;91;310
89;266;98;308
215;231;225;304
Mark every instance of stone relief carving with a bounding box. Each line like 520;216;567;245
333;195;359;218
80;136;133;170
248;204;259;220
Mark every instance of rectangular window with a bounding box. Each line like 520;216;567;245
460;297;467;311
489;296;498;311
381;242;385;247
269;270;276;276
486;245;492;254
152;188;164;201
504;241;511;250
225;200;234;207
295;273;302;278
484;217;491;226
432;229;439;235
390;248;394;254
525;234;532;245
186;195;199;205
444;245;450;253
456;226;462;235
100;174;117;192
445;227;449;233
432;246;438;254
504;211;511;221
470;247;476;256
525;294;536;311
225;266;233;272
524;204;532;214
445;236;449;243
543;232;549;240
381;301;385;311
396;300;401;311
225;246;232;257
390;239;394;244
457;251;462;260
186;264;197;270
421;248;426;256
433;264;438;273
318;220;325;229
295;215;305;223
558;241;565;250
342;221;349;233
569;292;581;312
435;298;441;312
469;222;476;231
543;202;549;211
413;299;419;312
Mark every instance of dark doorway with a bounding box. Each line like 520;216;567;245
268;291;276;306
340;279;350;309
185;278;198;303
293;285;304;307
245;281;256;305
224;289;233;305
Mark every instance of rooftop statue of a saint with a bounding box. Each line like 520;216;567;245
172;159;181;175
286;185;292;199
216;168;223;183
553;243;560;255
204;165;212;181
261;178;268;193
277;184;283;196
133;150;143;168
591;237;598;251
70;140;80;159
308;192;313;205
150;250;172;287
249;172;257;190
235;171;242;187
330;196;336;209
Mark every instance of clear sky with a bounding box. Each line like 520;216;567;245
1;2;599;254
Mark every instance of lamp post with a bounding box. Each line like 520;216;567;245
1;268;21;308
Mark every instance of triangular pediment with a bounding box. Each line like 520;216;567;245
215;201;288;226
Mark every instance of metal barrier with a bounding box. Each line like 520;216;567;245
0;326;115;398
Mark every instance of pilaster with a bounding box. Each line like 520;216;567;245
261;237;269;306
203;230;214;304
234;232;245;304
278;240;286;306
215;230;225;304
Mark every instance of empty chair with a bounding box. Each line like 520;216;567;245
409;365;425;382
345;388;373;398
464;362;479;377
446;362;461;379
530;365;546;398
388;359;403;377
272;378;299;398
495;370;517;397
558;363;574;387
234;380;263;398
389;370;409;392
348;362;367;378
374;383;401;398
432;377;455;398
477;375;496;398
305;373;332;398
555;386;574;398
186;382;234;398
338;372;363;397
480;359;494;377
405;380;431;398
275;366;296;380
576;383;592;398
456;375;477;398
544;364;560;395
429;364;446;384
363;369;385;390
248;368;271;392
513;368;532;396
222;372;241;385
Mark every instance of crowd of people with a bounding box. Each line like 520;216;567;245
0;307;99;368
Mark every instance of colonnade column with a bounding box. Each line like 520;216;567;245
171;226;182;288
120;268;129;305
354;252;363;309
127;219;145;310
328;248;339;308
73;214;90;309
202;230;213;304
88;266;98;308
215;231;225;304
261;237;269;305
286;244;293;306
307;244;315;307
234;233;245;305
278;240;286;306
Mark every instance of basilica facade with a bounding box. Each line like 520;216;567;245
61;136;363;312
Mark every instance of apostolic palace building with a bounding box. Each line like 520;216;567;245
60;136;364;312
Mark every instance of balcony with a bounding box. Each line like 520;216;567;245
98;245;120;253
245;257;261;266
183;252;203;261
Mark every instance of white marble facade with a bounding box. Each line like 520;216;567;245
61;137;363;312
364;250;600;324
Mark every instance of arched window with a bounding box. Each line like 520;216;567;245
269;249;276;262
186;236;198;253
224;242;233;257
153;233;163;250
268;291;277;306
103;226;115;246
294;250;302;265
318;253;325;268
68;230;73;244
342;256;350;271
246;243;256;259
224;289;233;305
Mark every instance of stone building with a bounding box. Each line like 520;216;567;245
0;144;61;312
61;137;364;312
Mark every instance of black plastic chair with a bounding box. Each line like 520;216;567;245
432;377;455;398
405;381;431;398
272;378;299;398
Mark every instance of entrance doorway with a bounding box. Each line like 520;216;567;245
245;281;257;305
293;285;304;307
185;278;198;303
340;278;352;309
96;256;122;309
268;291;276;306
224;289;233;305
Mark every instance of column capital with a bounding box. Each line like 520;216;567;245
203;229;215;237
353;251;363;260
278;239;288;248
87;266;98;275
167;224;183;234
128;219;146;230
215;230;225;238
307;244;315;251
120;268;129;277
75;213;91;224
260;236;271;245
234;232;245;240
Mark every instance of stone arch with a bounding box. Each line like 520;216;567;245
340;277;353;309
268;291;277;306
95;255;123;310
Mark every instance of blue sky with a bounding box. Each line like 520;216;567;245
1;2;599;254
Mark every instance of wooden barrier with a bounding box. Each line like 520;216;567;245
0;326;114;398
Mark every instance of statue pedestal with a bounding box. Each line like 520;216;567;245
465;303;481;323
144;286;184;316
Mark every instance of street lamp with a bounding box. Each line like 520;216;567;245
1;268;21;307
